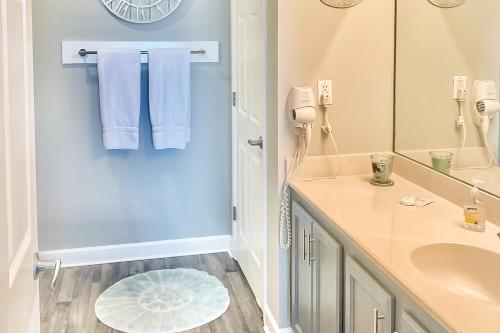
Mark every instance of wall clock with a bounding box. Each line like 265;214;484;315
101;0;183;24
321;0;363;8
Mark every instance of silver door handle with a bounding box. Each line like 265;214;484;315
33;253;61;289
248;136;263;149
373;308;385;333
303;229;308;261
308;237;316;266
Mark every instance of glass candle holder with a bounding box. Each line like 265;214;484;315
370;154;394;187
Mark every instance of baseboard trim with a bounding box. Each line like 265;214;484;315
263;305;293;333
39;235;232;268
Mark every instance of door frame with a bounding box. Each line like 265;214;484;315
0;0;7;326
230;0;268;313
1;0;40;331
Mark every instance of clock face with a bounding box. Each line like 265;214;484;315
101;0;183;24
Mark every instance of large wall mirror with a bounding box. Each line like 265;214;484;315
395;0;500;197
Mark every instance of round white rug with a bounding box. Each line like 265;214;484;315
95;268;230;333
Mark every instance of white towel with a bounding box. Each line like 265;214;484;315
97;49;141;150
148;48;191;150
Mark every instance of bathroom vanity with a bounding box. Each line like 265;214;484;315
289;174;500;333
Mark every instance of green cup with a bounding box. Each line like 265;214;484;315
430;151;453;174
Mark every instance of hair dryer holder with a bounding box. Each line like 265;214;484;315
287;86;317;148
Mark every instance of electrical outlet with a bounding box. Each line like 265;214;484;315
453;75;467;99
318;80;333;106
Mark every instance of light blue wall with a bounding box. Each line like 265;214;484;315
33;0;231;251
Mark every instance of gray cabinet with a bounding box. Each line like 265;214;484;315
398;311;429;333
312;222;342;333
292;202;313;333
345;255;394;333
291;202;342;333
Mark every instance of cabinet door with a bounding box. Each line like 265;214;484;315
312;222;342;333
345;255;394;333
291;202;314;333
398;311;429;333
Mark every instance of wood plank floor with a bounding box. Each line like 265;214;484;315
40;253;264;333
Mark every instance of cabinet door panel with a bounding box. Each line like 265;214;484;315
291;202;313;333
345;256;394;333
399;311;429;333
312;222;342;333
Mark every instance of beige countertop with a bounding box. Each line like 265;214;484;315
290;174;500;333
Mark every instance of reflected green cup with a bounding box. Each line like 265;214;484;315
430;151;453;174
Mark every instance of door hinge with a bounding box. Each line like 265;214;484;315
232;206;237;221
232;92;237;107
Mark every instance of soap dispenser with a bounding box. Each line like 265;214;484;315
463;179;486;232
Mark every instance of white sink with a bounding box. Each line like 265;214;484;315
411;243;500;305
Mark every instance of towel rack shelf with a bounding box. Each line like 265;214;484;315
62;41;219;64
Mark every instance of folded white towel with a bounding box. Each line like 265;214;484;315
148;48;191;150
97;49;141;150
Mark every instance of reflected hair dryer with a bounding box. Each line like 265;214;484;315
470;80;500;167
471;80;500;130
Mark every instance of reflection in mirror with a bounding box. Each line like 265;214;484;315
427;0;465;8
320;0;362;9
395;0;500;196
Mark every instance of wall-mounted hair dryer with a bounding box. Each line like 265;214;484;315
280;85;343;249
287;86;317;152
279;86;316;250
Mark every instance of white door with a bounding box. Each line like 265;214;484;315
0;0;41;332
231;0;266;307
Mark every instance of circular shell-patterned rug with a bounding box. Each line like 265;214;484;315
95;268;230;333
